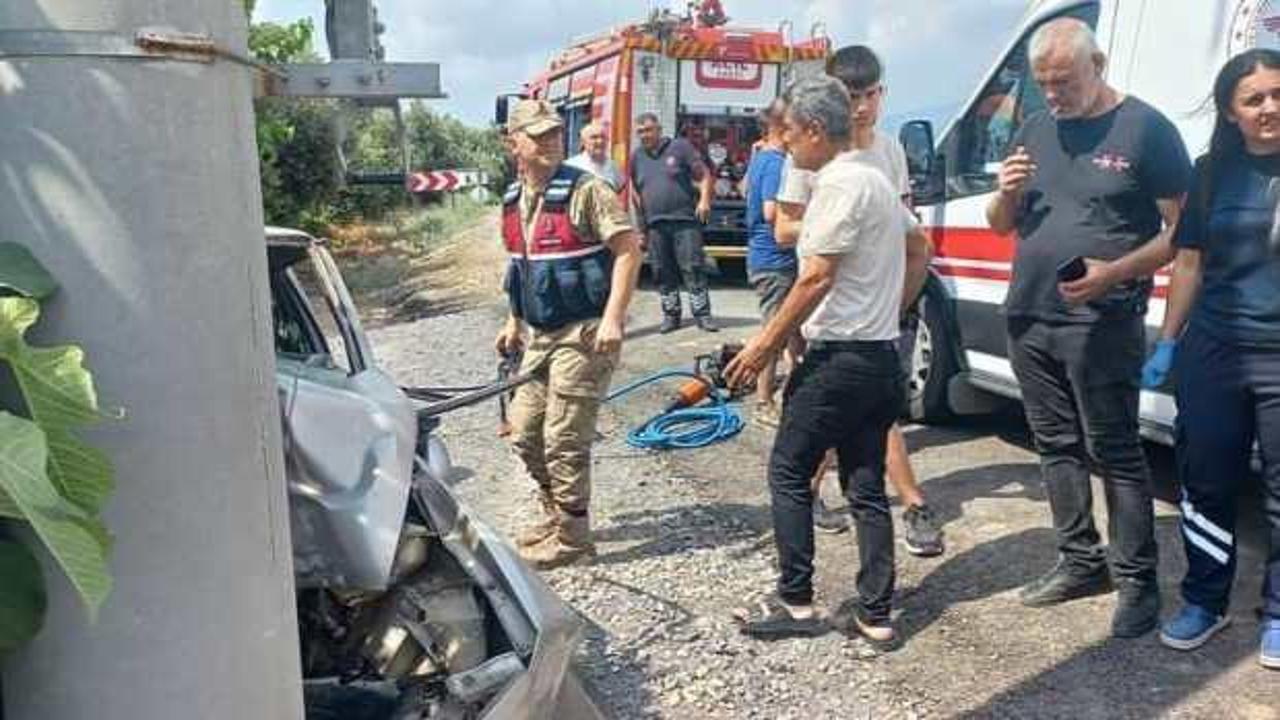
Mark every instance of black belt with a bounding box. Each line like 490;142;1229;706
806;339;897;352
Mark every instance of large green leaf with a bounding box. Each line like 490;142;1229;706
0;487;20;518
46;430;114;515
0;244;57;300
0;538;47;653
0;538;46;653
0;298;113;515
0;412;111;617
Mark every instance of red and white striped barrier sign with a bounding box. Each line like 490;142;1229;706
406;170;484;193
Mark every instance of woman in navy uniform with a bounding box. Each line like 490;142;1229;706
1143;49;1280;668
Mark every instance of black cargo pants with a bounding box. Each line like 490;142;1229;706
1173;323;1280;620
647;220;711;319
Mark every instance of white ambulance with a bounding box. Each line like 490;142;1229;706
898;0;1280;444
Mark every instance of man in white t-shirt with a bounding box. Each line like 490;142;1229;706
566;121;625;192
776;45;944;558
724;75;930;647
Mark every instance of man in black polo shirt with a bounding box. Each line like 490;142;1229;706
987;18;1190;637
630;113;718;333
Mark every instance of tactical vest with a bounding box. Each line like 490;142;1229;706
502;165;613;330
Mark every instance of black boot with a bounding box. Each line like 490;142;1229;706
1111;580;1160;638
1019;561;1113;607
659;315;681;334
695;315;719;333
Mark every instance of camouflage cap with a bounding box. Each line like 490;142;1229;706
507;98;564;136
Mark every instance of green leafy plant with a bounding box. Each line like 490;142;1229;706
0;243;114;654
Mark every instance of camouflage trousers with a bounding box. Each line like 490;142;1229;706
509;320;616;516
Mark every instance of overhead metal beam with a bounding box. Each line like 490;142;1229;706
263;59;445;98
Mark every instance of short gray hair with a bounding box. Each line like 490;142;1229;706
1028;17;1100;65
784;76;852;144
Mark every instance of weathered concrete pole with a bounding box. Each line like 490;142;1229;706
0;1;303;717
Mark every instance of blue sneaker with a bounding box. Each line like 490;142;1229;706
1159;604;1230;651
1262;619;1280;670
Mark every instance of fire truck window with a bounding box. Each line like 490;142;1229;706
560;103;593;156
941;2;1099;200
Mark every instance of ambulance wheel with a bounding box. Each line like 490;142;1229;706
906;287;958;423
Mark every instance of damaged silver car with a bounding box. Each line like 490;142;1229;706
267;227;602;720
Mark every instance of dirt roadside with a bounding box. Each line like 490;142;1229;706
359;208;1279;719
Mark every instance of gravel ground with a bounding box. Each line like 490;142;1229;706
365;211;1279;719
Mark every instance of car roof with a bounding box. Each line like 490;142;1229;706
265;226;317;248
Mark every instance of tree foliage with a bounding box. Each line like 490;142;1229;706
248;18;316;64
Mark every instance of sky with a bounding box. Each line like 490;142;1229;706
253;0;1032;129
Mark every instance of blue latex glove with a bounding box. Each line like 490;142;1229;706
1141;339;1177;389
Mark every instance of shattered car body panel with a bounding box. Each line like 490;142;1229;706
279;358;416;589
270;229;414;589
265;227;603;719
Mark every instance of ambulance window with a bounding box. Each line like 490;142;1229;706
943;3;1100;198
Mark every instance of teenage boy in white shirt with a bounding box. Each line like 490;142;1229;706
776;45;942;557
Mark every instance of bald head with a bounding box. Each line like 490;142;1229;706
579;121;608;162
1028;17;1111;119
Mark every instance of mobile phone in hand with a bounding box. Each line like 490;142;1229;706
1056;256;1087;283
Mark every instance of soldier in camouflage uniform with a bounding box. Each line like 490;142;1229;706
496;100;643;569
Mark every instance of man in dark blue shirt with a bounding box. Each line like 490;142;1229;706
630;113;717;333
987;18;1190;638
744;100;798;426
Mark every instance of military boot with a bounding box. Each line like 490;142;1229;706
514;493;558;549
520;512;596;570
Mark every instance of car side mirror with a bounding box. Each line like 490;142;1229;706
900;119;942;204
900;120;936;181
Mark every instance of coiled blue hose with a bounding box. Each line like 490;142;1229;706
605;369;745;450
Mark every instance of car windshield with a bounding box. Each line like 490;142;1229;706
271;246;354;374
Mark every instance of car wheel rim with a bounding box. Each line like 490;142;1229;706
908;305;933;404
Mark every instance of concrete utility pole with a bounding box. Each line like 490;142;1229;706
0;1;303;718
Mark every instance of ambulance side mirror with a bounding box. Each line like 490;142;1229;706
900;120;942;204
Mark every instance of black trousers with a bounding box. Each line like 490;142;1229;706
769;342;903;622
1007;315;1158;585
1174;323;1280;619
647;220;711;318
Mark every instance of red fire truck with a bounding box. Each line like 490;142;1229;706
499;4;829;263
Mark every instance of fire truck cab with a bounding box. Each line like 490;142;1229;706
897;0;1280;442
498;8;829;264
